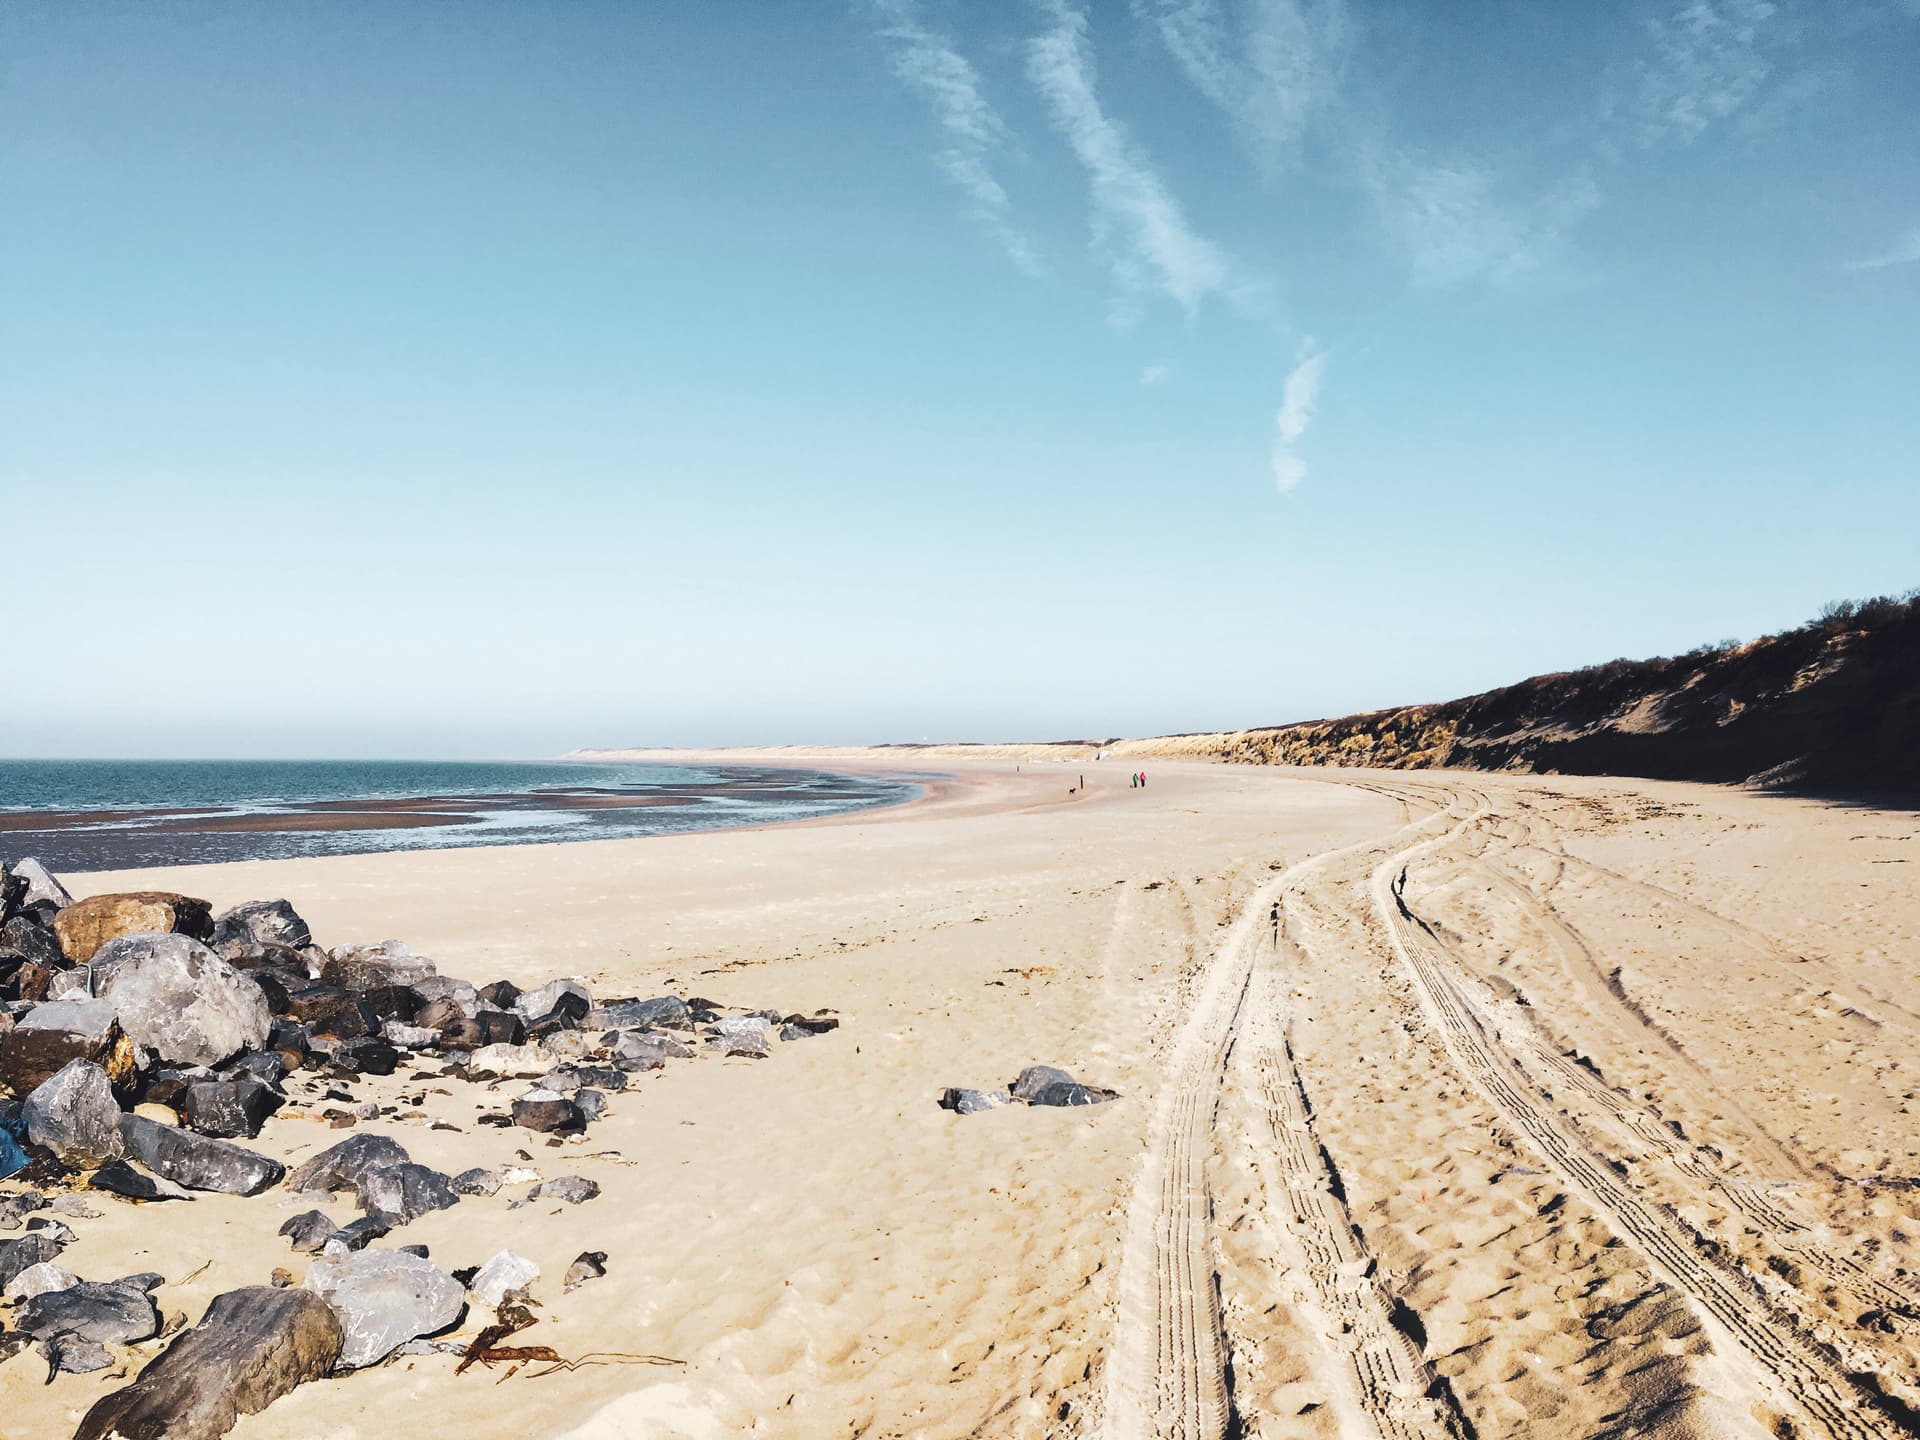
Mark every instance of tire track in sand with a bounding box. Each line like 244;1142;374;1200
1101;799;1451;1440
1373;800;1913;1440
1233;918;1471;1440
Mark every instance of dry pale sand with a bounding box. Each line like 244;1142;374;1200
7;759;1920;1440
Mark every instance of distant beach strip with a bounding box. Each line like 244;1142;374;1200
0;760;924;871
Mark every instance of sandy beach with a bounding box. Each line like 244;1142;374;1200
7;757;1919;1439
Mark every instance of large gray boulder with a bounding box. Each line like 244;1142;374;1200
286;1133;410;1195
119;1113;284;1195
11;858;73;911
210;899;313;954
94;933;271;1066
17;1276;161;1344
302;1248;464;1369
75;1286;343;1440
24;1059;126;1167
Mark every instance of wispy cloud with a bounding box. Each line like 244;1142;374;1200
1271;346;1324;494
1139;362;1172;385
864;0;1044;277
1359;151;1602;290
1028;0;1233;315
1132;0;1349;170
1844;226;1920;271
1627;0;1781;148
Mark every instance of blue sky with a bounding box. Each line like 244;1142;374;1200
3;0;1916;758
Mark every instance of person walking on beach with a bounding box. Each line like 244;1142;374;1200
1270;901;1280;948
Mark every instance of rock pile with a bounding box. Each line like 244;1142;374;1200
0;856;838;1436
938;1063;1119;1116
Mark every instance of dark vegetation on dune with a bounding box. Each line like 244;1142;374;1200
1198;591;1920;794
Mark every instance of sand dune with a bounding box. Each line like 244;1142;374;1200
6;759;1918;1439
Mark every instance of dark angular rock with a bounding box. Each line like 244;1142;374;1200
23;1058;125;1167
0;1186;47;1230
362;984;423;1022
0;916;62;969
0;1019;139;1097
53;891;213;965
210;899;313;954
246;970;295;1015
217;941;309;973
337;1038;399;1076
938;1087;1015;1115
437;1016;486;1050
474;1010;525;1046
0;864;23;925
91;1159;193;1202
183;1079;284;1139
120;1113;285;1195
355;1162;458;1225
18;1277;161;1344
563;1251;608;1292
1009;1065;1077;1101
142;1068;208;1111
574;1088;606;1122
278;1210;339;1254
478;980;520;1010
0;1231;66;1290
5;957;55;1003
511;1092;583;1133
450;1166;501;1196
224;1049;289;1089
282;984;349;1024
413;995;463;1032
312;996;380;1040
286;1133;411;1194
523;1009;577;1041
10;859;72;912
332;1216;391;1250
73;1285;343;1440
780;1013;840;1037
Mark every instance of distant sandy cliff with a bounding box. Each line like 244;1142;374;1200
1124;593;1920;792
